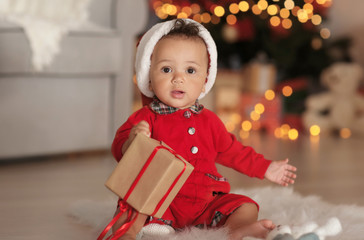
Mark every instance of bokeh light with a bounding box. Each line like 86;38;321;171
201;12;211;23
250;111;261;121
190;3;201;14
254;103;265;114
239;129;250;139
226;14;237;25
214;6;225;17
340;128;351;139
282;85;293;97
267;5;279;15
177;12;188;18
270;16;281;27
311;14;322;25
257;0;268;10
320;28;331;39
229;3;240;14
239;1;250;12
288;128;299;140
280;8;290;18
265;89;275;101
241;120;252;131
284;0;295;10
181;6;192;16
252;4;262;15
282;18;292;29
310;125;321;136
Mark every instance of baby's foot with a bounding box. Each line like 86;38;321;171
230;219;276;240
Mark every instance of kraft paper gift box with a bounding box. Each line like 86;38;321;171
105;133;194;218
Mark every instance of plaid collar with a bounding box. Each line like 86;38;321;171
150;97;204;115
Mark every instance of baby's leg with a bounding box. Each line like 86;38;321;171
224;203;275;240
111;208;148;240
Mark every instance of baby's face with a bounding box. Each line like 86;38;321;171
149;36;208;109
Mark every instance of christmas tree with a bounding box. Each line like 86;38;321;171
150;0;350;83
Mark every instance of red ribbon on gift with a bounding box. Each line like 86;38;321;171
97;145;187;240
97;199;138;240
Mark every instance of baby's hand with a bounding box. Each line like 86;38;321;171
265;159;297;187
122;120;151;153
130;120;151;138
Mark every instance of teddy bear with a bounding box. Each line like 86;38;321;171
266;217;342;240
302;62;364;135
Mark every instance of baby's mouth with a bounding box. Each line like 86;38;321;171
171;90;185;99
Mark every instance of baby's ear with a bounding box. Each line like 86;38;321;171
148;81;153;91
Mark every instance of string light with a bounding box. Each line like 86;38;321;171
193;14;202;23
190;3;200;14
226;14;237;25
252;4;262;15
231;113;242;124
288;128;299;140
254;103;265;114
265;89;275;101
177;12;188;19
151;0;330;36
214;6;225;17
211;15;220;24
273;124;299;141
297;9;309;23
257;0;268;10
310;125;321;136
282;85;293;97
238;1;250;12
181;6;192;16
340;128;351;139
280;8;290;18
312;14;322;25
282;18;292;29
303;3;314;14
284;0;295;10
239;129;250;139
267;5;279;15
250;111;261;121
201;12;211;23
241;120;252;131
281;124;291;135
229;3;240;14
270;16;281;26
320;28;331;39
291;6;300;16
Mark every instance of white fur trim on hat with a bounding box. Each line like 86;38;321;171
135;19;217;100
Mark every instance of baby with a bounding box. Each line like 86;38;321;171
111;19;297;240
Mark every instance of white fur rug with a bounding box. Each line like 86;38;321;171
69;187;364;239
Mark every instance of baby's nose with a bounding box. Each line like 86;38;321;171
172;73;184;84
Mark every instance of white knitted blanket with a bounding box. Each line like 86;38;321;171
0;0;91;71
69;187;364;240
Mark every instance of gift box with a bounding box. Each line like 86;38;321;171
243;62;277;94
105;133;194;218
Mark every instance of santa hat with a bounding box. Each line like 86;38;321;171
135;19;218;100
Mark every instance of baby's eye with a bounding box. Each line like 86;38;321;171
187;68;196;74
162;67;172;73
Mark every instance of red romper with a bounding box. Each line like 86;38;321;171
111;103;271;229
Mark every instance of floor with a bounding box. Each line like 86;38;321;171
0;133;363;240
